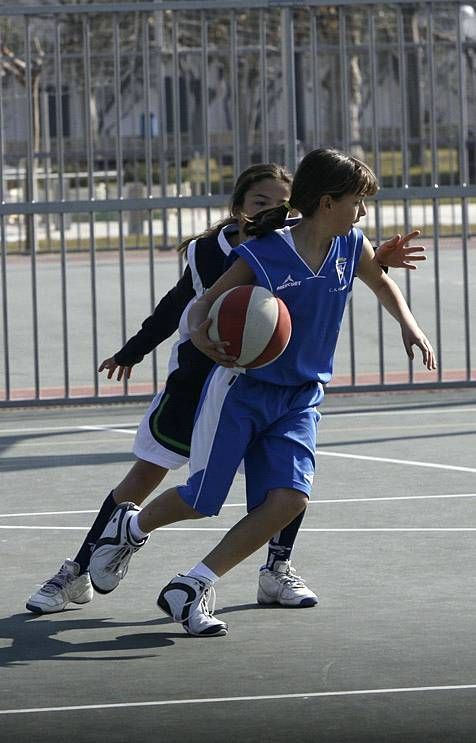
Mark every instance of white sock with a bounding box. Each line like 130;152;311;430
128;512;149;543
186;562;219;585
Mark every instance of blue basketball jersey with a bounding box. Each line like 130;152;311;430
233;226;364;385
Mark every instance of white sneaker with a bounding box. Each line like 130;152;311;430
257;560;318;607
89;502;149;594
26;559;93;614
157;575;228;637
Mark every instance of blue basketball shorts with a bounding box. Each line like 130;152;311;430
177;366;324;516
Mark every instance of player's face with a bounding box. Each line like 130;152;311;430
330;192;367;234
240;178;291;220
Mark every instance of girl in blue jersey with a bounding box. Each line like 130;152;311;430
89;148;436;637
27;161;421;615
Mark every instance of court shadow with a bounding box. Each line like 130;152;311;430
0;451;134;473
0;612;184;668
215;602;288;617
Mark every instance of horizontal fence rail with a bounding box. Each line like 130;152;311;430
0;0;475;406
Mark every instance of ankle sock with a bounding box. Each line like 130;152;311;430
265;509;306;570
128;512;149;543
186;562;219;585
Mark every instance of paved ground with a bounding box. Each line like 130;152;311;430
1;388;475;742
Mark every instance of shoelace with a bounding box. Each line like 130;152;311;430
41;567;75;595
181;583;216;623
200;585;216;616
106;545;134;576
274;567;306;588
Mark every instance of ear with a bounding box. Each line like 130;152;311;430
320;194;333;210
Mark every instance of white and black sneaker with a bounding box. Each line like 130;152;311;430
157;575;228;637
89;503;149;594
26;559;93;614
257;560;318;607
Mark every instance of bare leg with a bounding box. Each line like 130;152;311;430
138;486;205;530
113;459;169;506
72;459;168;573
202;489;308;576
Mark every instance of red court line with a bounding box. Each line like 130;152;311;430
1;368;475;402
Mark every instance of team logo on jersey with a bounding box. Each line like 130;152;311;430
277;274;302;290
335;257;347;284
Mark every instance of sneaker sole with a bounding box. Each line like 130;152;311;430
25;592;93;614
257;595;319;608
90;576;117;595
25;601;55;614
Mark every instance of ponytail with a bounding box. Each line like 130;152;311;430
243;203;290;239
176;216;238;255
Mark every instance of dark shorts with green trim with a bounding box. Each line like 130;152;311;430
132;381;203;469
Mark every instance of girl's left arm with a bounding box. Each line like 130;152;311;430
357;237;436;370
374;230;426;270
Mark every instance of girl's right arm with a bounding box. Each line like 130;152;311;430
99;264;195;380
188;257;256;365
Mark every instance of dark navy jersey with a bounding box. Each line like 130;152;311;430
114;225;237;367
234;226;364;386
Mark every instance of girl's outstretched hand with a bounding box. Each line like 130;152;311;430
401;326;437;370
376;231;426;270
98;356;133;381
191;318;237;366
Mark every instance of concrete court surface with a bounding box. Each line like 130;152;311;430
0;388;475;742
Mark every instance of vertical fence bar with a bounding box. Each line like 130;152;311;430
200;10;211;225
0;215;8;401
338;6;356;385
369;9;386;385
172;12;183;247
150;7;168;390
113;12;129;396
142;10;158;393
339;7;350;152
24;15;40;397
230;10;240;179
54;18;70;398
259;9;270;162
83;14;99;398
457;5;472;379
397;4;414;382
155;6;169;265
310;9;320;149
281;7;297;172
142;13;154;201
0;32;11;401
426;4;442;379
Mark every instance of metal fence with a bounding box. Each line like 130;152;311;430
1;0;475;406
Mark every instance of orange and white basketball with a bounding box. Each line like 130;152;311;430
208;285;292;369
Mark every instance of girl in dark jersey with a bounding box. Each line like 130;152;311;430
27;161;426;615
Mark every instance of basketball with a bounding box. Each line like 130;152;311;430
207;285;292;368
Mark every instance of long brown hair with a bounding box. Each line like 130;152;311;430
244;148;378;238
177;162;292;254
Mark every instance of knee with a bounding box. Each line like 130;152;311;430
187;506;207;520
267;488;308;518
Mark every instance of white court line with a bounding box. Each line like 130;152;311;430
1;404;476;435
324;406;476;419
0;423;139;435
0;492;475;518
80;425;137;435
1;682;475;715
320;450;476;473
1;526;475;532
